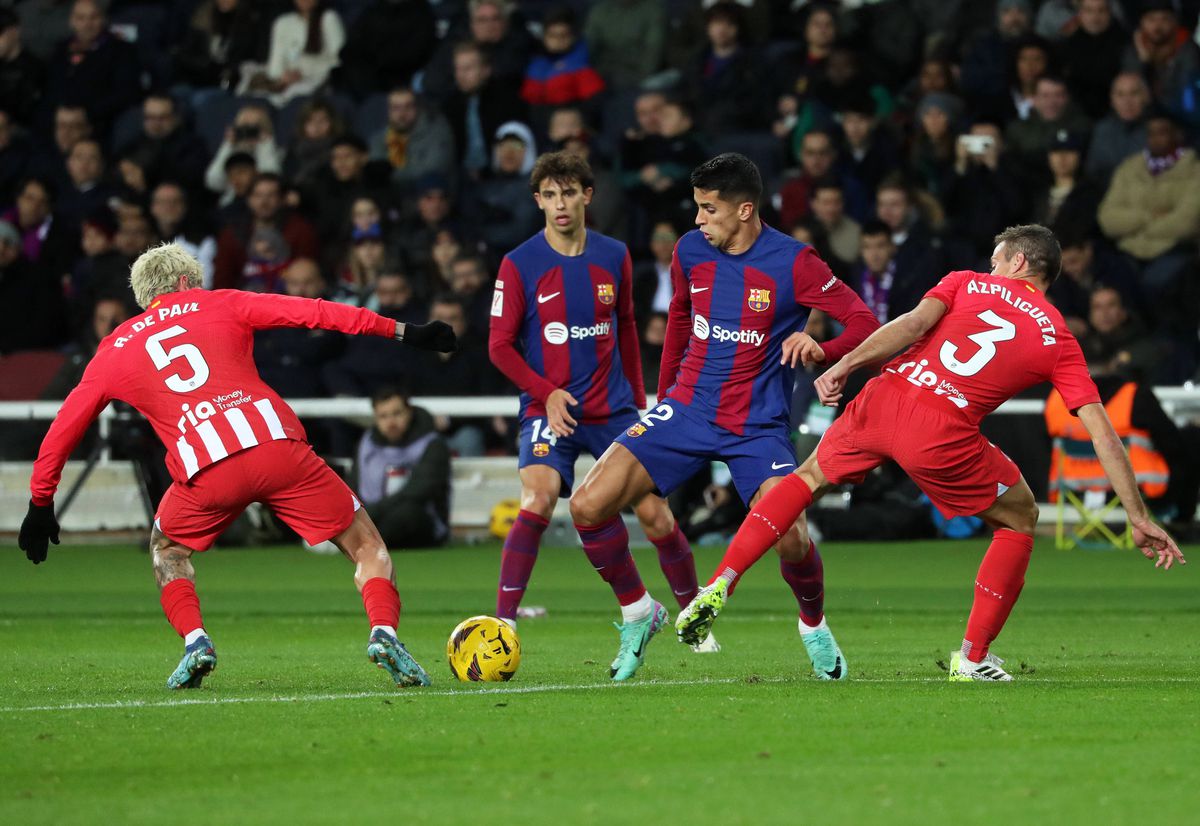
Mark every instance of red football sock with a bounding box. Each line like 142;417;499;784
712;474;814;587
361;577;401;629
962;529;1033;662
496;509;549;620
160;579;205;638
650;523;698;608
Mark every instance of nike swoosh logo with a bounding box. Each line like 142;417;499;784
537;291;560;303
500;586;523;592
690;285;708;294
771;462;795;470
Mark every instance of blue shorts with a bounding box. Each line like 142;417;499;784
615;400;797;504
519;409;639;497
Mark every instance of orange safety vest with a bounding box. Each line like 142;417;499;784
1045;383;1169;501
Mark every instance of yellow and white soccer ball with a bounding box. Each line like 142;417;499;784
447;615;521;682
489;499;522;540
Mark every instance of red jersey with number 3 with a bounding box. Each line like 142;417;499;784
30;289;395;505
881;271;1099;425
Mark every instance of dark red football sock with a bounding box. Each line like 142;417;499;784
650;523;698;608
781;541;824;626
712;474;813;587
576;516;647;606
160;579;205;638
361;577;401;629
962;530;1033;662
496;509;549;620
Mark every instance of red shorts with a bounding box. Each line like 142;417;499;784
155;439;359;551
816;376;1021;518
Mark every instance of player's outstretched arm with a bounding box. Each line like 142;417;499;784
1077;403;1186;570
395;320;456;352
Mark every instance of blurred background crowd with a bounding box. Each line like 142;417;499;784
2;0;1200;535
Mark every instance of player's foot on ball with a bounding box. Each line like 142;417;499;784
799;619;847;680
949;650;1012;682
367;629;431;687
690;632;721;653
675;577;729;646
166;635;217;690
610;601;669;681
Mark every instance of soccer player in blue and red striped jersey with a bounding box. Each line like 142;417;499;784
488;151;709;679
569;153;879;680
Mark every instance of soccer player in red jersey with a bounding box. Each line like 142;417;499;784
488;151;708;680
677;225;1186;680
17;243;457;689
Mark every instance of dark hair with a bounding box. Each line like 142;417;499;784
0;8;18;30
529;150;594;193
17;175;55;204
371;383;410;407
994;224;1062;284
705;1;745;31
543;5;577;30
810;177;843;198
252;172;284;193
332;133;368;153
430;291;466;310
689;153;762;208
860;219;892;239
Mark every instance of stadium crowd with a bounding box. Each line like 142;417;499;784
1;0;1199;472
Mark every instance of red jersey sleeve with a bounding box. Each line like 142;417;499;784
657;242;691;400
616;250;647;409
922;270;970;311
1050;334;1101;414
488;257;558;403
222;290;395;337
791;246;879;363
29;357;114;505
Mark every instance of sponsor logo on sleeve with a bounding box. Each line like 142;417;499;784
491;290;503;317
820;276;837;292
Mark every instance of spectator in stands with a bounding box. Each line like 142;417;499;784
874;177;939;302
303;133;388;246
1080;285;1160;380
41;0;140;135
283;97;345;188
1031;129;1102;232
1057;0;1128;120
446;253;493;337
779;129;869;230
584;0;664;91
633;221;677;321
356;385;451;548
396;173;464;288
847;220;935;324
444;41;527;180
1097;109;1200;310
617;88;664;188
56;138;112;230
3;175;73;275
43;294;129;398
688;1;770;137
1005;75;1092;183
0;218;66;353
909;92;964;203
117;93;209;191
254;257;341;398
639;310;667;395
422;0;531;102
368;87;456;196
464;121;541;253
0;8;44;126
557;124;625;241
323;272;423;396
1086;71;1150;185
112;206;155;261
150;182;217;288
66;207;129;322
172;0;271;95
334;223;390;306
17;0;72;64
0;109;32;204
245;0;344;108
960;0;1033;114
337;0;436;98
776;2;837;108
1048;232;1143;336
626;98;706;232
34;104;90;189
213;172;318;290
520;6;604;111
811;44;894;124
212;151;256;226
205;103;283;198
809;179;861;273
945;121;1026;261
1122;1;1200;110
836;93;900;199
895;56;956;129
1007;37;1052;123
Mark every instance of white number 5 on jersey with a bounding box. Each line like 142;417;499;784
939;310;1016;377
146;325;210;392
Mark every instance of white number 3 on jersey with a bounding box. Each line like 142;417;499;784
146;325;211;392
939;310;1016;377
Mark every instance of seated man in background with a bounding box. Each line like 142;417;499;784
357;386;451;549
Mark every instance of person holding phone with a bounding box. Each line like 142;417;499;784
204;103;284;199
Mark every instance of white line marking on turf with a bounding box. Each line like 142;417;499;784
1;675;1196;714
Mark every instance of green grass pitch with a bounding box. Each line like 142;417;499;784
1;539;1196;824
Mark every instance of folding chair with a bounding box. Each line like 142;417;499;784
1050;435;1133;551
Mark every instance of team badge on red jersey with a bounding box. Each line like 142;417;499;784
596;283;615;305
532;442;550;457
747;288;771;312
626;423;647;438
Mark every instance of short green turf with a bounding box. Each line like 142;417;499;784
1;540;1195;825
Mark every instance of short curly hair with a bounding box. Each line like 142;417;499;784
129;241;204;309
529;150;594;193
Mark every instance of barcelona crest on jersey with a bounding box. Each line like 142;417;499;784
747;288;771;312
596;283;615;305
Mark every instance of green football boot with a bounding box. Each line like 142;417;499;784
166;635;217;690
675;577;730;646
368;629;432;687
610;601;669;681
799;620;847;680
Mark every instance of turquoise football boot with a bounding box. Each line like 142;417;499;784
367;628;431;687
799;620;847;680
166;635;217;689
610;601;669;681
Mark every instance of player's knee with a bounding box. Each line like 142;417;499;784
636;501;675;538
1017;500;1040;536
568;486;608;527
522;488;557;517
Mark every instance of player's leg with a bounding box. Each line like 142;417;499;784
570;442;669;680
496;464;560;627
151;526;217;689
949;477;1039;682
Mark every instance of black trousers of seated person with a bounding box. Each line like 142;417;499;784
366;495;446;549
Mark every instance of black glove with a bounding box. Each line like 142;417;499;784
19;500;60;565
401;320;457;353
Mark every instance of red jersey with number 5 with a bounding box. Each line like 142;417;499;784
30;289;396;505
881;271;1099;425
